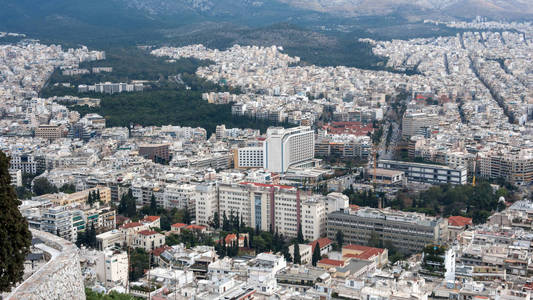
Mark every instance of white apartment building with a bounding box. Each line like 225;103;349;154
96;249;128;287
196;181;327;241
402;112;438;138
247;253;287;296
235;147;264;168
163;183;195;210
264;126;315;173
194;183;219;226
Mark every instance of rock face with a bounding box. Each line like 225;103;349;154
7;230;85;300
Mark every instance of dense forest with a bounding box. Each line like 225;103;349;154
40;47;287;135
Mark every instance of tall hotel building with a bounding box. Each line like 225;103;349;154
263;126;315;173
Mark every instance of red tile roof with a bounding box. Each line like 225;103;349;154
308;237;332;251
120;222;142;229
318;258;345;267
240;182;294;189
152;245;172;256
448;216;472;227
171;223;187;228
186;225;206;230
225;233;237;244
343;244;384;261
143;216;160;222
138;230;158;236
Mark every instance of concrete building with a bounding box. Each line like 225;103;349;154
41;206;74;241
247;253;287;296
327;207;448;254
35;124;64;140
133;230;165;252
96;249;128;287
378;160;467;185
235;147;264;169
138;144;170;163
402;112;438;138
213;182;326;241
479;150;533;186
264;126;315;173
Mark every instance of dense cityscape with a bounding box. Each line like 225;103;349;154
0;17;533;300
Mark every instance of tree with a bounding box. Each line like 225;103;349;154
88;223;97;248
222;212;230;231
59;183;76;194
282;247;292;263
209;211;220;229
296;223;304;244
149;193;157;214
243;236;249;248
335;230;344;250
0;152;32;292
293;242;301;265
118;189;136;218
32;177;58;196
312;244;321;266
184;208;191;225
129;248;150;281
95;190;102;204
87;190;95;207
240;214;246;230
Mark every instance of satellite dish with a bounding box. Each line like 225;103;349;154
498;196;505;203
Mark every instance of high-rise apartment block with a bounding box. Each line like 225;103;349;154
264;126;315;173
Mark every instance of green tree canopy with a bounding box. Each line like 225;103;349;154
0;152;32;292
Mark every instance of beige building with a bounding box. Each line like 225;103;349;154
289;244;312;265
133;230;165;252
50;186;111;206
35;124;64;140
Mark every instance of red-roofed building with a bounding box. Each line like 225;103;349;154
308;237;333;254
170;223;187;234
119;221;150;246
185;224;207;233
224;233;249;248
317;258;346;269
448;216;472;241
133;230;165;252
342;244;388;267
142;216;161;229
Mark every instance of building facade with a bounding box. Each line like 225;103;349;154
264;126;315;173
327;207;448;254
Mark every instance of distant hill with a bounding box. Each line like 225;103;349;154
278;0;533;19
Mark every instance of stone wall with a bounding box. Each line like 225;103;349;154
7;229;85;300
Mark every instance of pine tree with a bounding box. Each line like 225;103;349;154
211;211;220;229
297;222;304;243
293;242;301;265
312;243;321;266
150;193;157;214
222;212;230;231
184;208;191;225
282;247;292;263
95;189;102;204
87;190;94;206
240;214;246;230
335;230;344;250
88;223;97;248
0;152;32;292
